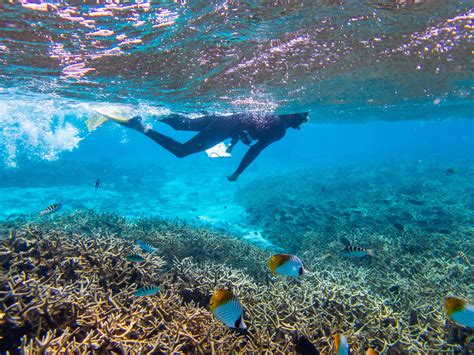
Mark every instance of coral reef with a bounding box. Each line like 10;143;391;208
1;209;473;353
236;161;474;253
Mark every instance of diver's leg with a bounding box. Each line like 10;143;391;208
118;116;230;157
116;115;212;132
144;127;229;158
160;114;213;131
119;116;147;131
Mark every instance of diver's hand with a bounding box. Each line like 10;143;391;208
226;173;239;182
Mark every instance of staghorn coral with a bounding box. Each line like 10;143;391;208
235;161;474;352
0;211;473;353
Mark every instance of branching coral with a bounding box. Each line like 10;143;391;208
234;162;474;352
0;208;473;353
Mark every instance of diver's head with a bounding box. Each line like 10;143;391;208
285;112;309;129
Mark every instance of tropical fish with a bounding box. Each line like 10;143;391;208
333;333;349;355
445;167;456;175
209;289;246;330
95;178;101;190
268;254;305;277
133;285;161;297
445;296;474;328
126;253;145;262
340;246;375;258
366;348;378;355
39;202;63;216
457;251;472;268
137;240;157;253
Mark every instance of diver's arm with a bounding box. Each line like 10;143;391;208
227;132;284;181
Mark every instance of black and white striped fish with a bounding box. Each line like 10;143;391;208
133;285;161;297
457;251;472;268
126;253;146;262
340;246;375;258
39;202;63;216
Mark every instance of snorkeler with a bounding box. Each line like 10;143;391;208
115;112;309;181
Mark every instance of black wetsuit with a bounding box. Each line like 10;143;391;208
129;112;308;181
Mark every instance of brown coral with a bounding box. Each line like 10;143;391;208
0;210;473;353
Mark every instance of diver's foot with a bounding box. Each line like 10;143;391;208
121;116;147;132
226;172;239;182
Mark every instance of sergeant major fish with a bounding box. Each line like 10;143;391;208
39;202;63;216
268;254;305;277
126;253;145;262
340;246;375;258
210;289;246;330
134;285;161;297
457;251;472;268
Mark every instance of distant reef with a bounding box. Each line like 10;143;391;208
236;161;474;253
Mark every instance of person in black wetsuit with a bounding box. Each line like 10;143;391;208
119;112;309;181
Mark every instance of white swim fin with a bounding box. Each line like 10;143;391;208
206;142;232;159
85;106;129;132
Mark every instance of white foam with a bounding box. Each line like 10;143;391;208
0;92;171;167
0;96;82;167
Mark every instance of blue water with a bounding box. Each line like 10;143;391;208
1;1;474;353
1;117;472;242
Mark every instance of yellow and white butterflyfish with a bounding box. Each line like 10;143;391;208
268;254;305;277
445;296;474;328
333;333;349;355
209;289;246;330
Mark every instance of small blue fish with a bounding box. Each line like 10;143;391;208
126;253;145;262
445;167;456;175
133;285;161;297
137;240;157;253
